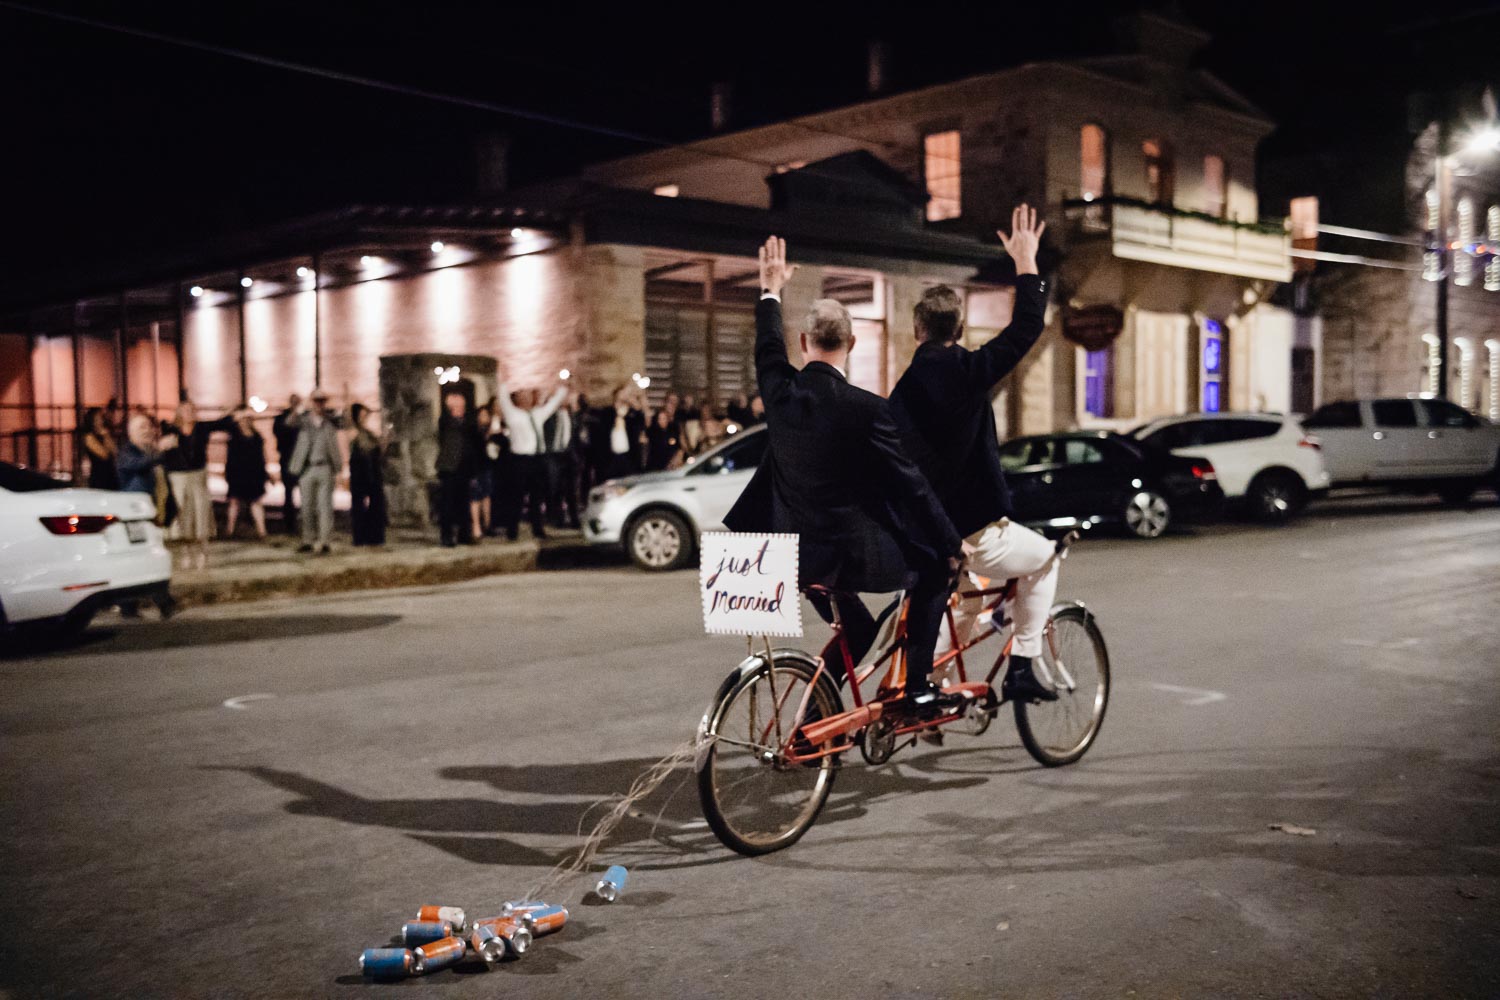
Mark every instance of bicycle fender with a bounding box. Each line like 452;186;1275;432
1048;599;1095;624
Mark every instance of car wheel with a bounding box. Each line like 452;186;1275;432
627;510;693;571
1123;490;1171;539
1247;470;1308;523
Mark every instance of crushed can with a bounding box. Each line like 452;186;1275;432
360;947;416;978
413;935;466;974
401;920;452;947
595;865;629;902
416;905;467;934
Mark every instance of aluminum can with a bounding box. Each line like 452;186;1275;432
474;915;532;956
500;899;548;916
469;923;509;964
413;935;466;973
359;948;415;978
401;920;451;946
416;905;467;934
595;865;629;902
525;904;568;936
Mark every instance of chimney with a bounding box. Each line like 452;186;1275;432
710;82;733;132
867;40;889;94
474;131;510;196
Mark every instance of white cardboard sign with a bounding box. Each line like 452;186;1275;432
699;532;802;638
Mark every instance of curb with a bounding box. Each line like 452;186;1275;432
171;541;544;610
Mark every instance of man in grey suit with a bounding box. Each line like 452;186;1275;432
287;387;343;554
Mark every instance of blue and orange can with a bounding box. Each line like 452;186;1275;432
501;900;548;916
360;947;415;978
401;920;451;946
474;915;532;956
416;905;467;934
413;935;466;973
525;905;568;936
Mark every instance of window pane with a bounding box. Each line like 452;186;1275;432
924;130;962;222
720;430;769;470
1203;155;1226;217
1143;138;1174;205
1372;400;1417;427
1417;399;1477;428
998;440;1031;471
1081;125;1108;199
1305;401;1361;428
1062;439;1105;465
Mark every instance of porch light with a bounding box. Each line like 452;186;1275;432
559;368;571;380
240;276;253;288
296;266;312;278
189;286;203;297
431;241;445;253
248;396;268;413
1464;125;1500;154
510;228;524;238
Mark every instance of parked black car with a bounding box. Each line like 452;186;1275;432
998;431;1224;538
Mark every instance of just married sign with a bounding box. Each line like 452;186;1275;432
699;532;802;638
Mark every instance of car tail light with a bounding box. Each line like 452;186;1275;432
1190;462;1217;481
40;515;117;535
1298;434;1322;451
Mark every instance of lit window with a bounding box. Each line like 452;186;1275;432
1201;318;1225;412
1424;189;1441;282
654;184;680;198
1289;196;1318;241
1143;139;1174;205
1456;196;1476;287
1083;347;1113;418
1203;155;1227;217
1487;205;1500;292
1080;125;1108;200
924;130;962;222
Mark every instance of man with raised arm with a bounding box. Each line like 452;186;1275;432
724;237;965;713
888;205;1057;702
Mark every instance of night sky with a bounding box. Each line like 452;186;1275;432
1;0;1496;304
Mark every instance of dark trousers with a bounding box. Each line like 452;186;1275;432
809;561;949;693
547;453;581;527
281;472;299;534
436;472;471;545
351;485;386;546
501;454;548;538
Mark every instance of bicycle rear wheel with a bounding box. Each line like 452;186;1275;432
1014;604;1109;767
696;652;843;856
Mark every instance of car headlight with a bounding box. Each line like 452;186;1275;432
589;483;632;505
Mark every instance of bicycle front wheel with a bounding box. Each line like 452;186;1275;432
1014;603;1110;767
696;652;842;856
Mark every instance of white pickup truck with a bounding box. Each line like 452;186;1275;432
1301;397;1500;502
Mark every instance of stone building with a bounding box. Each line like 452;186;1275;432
585;12;1294;433
1264;114;1500;420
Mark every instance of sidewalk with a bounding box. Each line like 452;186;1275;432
170;527;599;609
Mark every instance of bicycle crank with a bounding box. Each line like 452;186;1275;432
861;717;898;765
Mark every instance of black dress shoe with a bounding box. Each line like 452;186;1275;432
1001;656;1059;703
901;681;964;717
295;543;314;554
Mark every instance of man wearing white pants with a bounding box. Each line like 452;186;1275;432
890;204;1057;703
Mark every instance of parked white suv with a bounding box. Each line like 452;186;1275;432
1130;412;1330;522
583;427;769;570
1302;397;1500;503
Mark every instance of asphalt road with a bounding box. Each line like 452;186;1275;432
3;497;1499;999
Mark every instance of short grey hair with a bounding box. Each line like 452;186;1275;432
804;298;853;352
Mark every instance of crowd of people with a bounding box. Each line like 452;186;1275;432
70;377;767;561
427;379;765;546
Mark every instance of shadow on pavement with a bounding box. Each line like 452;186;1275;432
213;742;1500;883
2;613;402;659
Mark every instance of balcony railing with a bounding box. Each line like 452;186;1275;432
1062;196;1292;283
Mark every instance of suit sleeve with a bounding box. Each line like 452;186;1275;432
753;298;797;403
869;405;962;559
962;274;1048;392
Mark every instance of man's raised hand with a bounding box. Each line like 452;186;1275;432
997;204;1045;276
759;236;798;297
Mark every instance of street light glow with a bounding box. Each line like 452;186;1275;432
510;227;524;238
189;285;203;297
296;266;312;278
430;241;445;253
240;276;253;288
1463;125;1500;154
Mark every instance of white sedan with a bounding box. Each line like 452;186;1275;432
0;463;173;635
584;427;768;570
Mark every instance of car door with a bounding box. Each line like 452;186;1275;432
1367;399;1429;479
1303;401;1377;483
684;430;769;529
998;437;1059;524
1051;437;1129;521
1415;399;1494;476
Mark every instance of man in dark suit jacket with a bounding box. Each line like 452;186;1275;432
888;204;1058;702
724;237;963;710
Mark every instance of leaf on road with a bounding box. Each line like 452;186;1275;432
996;921;1010;932
1269;823;1317;836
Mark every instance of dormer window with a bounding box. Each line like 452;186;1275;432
923;130;962;221
1203;155;1227;217
1143;139;1174;206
